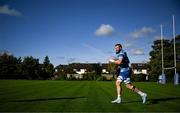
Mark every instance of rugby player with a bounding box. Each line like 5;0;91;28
110;43;147;104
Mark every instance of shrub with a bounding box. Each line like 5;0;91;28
131;73;147;82
96;76;107;81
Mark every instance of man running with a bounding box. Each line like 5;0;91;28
109;43;147;104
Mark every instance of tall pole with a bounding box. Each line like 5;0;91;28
173;15;176;74
161;24;164;74
173;15;179;85
160;24;166;84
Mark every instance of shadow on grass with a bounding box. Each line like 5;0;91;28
122;100;142;104
122;97;180;105
10;96;86;102
148;97;180;104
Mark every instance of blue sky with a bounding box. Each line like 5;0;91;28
0;0;180;66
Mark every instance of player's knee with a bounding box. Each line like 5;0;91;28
116;81;121;86
126;84;135;91
125;84;130;89
129;85;136;91
132;86;136;91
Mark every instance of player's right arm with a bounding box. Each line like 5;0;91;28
109;54;124;65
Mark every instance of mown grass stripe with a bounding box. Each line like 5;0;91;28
0;80;180;112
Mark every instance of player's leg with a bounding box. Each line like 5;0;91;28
125;83;147;104
115;67;121;97
125;83;140;92
111;77;123;103
122;69;147;104
116;80;122;100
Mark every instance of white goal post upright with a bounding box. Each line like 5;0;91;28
173;15;179;85
160;24;166;84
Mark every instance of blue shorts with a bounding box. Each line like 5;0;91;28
117;68;131;84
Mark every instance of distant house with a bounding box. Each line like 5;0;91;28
55;63;149;80
101;63;109;74
131;63;148;75
69;63;89;75
67;74;83;79
55;63;109;79
73;69;87;74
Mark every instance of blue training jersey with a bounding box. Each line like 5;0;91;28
115;49;130;68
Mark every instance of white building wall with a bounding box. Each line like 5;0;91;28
76;69;86;74
142;69;147;74
102;69;109;74
133;69;147;74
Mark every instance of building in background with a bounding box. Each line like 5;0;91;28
131;63;148;75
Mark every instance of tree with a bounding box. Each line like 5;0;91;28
21;56;40;79
41;56;54;79
107;62;118;79
91;63;102;79
0;53;55;80
0;53;20;79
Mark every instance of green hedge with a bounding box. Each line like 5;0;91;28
131;73;147;82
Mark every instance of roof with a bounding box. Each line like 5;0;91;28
101;63;108;69
131;63;148;69
56;63;104;70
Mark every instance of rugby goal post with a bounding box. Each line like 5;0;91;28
159;16;179;85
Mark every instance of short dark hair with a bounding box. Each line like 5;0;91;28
115;43;122;48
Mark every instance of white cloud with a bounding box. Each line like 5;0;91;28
0;5;22;16
56;56;65;59
95;24;115;36
130;27;155;38
124;43;132;48
132;48;144;55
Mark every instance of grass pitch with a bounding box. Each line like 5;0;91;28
0;80;180;112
